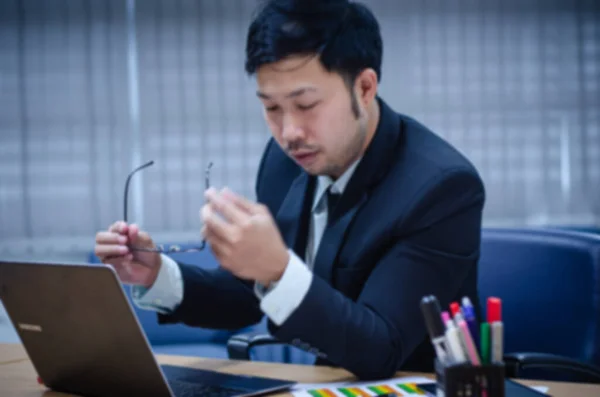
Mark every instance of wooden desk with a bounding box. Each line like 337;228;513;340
2;343;599;397
0;343;29;365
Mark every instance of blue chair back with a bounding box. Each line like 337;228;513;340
551;226;600;236
478;228;600;379
88;245;236;345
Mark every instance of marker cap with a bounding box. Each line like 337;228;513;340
450;302;461;317
462;296;473;308
441;311;451;326
420;295;445;338
487;297;502;323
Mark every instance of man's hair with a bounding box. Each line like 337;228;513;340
244;0;383;88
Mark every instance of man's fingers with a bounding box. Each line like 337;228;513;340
128;224;154;248
96;232;127;245
203;224;229;248
205;189;248;224
95;244;129;259
221;188;258;214
128;224;139;242
108;221;128;234
201;204;236;243
208;241;230;265
103;255;130;267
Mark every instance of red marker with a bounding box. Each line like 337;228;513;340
487;297;502;323
450;301;461;317
487;297;503;363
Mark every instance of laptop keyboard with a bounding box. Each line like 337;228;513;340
169;379;248;397
160;364;293;397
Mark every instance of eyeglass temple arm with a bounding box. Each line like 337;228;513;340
199;162;214;248
205;161;213;190
124;160;154;223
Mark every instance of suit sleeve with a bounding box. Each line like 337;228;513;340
157;263;263;329
270;168;485;380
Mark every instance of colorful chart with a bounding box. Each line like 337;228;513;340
306;382;426;397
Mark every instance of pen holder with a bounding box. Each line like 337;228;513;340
434;360;505;397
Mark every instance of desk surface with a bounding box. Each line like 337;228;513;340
2;343;599;397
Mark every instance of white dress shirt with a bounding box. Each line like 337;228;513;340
132;159;361;326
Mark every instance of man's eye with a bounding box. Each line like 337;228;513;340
266;105;280;112
298;102;318;111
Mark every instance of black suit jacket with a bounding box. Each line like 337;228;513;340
158;97;486;380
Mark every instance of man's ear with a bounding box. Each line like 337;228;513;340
355;68;378;108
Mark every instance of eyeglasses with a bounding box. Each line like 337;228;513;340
124;160;213;254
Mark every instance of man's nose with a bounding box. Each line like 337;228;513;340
282;114;304;142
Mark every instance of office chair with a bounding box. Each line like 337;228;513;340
478;227;600;383
227;227;600;383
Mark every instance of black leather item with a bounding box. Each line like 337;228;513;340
503;352;600;383
227;334;281;361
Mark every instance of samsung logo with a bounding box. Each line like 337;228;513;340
18;323;43;332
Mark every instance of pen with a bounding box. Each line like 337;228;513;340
455;312;481;365
442;311;467;364
420;295;451;365
487;297;504;363
461;297;480;352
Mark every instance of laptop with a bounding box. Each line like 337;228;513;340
0;260;296;397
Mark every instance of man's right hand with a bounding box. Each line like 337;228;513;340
94;221;161;288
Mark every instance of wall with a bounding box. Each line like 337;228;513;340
0;0;599;261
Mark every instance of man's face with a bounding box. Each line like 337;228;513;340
256;55;368;179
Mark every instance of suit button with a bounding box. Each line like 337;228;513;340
318;352;328;359
308;347;319;355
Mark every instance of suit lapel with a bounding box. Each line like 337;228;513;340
312;97;404;284
275;172;315;259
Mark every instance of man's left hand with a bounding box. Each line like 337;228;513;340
201;187;290;286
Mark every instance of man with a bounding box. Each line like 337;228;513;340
94;0;485;380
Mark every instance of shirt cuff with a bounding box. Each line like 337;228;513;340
131;254;184;314
255;249;313;326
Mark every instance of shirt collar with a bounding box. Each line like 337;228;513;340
312;158;361;212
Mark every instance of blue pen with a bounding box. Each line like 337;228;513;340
461;297;480;351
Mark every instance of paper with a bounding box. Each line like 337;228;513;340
292;378;550;397
291;376;435;396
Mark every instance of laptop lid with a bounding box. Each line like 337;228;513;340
0;260;175;397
